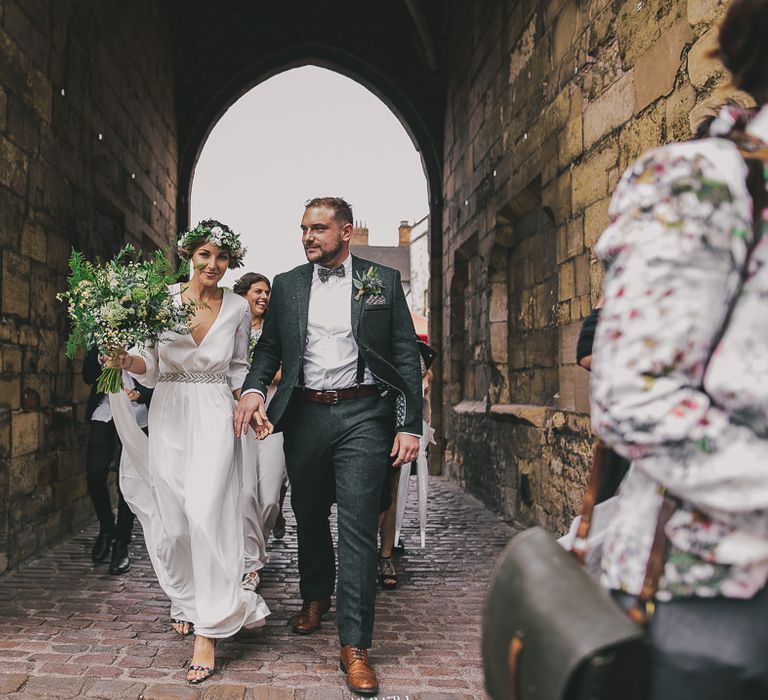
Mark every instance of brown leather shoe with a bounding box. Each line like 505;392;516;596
339;645;379;694
291;597;331;635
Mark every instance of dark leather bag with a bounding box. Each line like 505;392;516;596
482;443;656;700
483;525;645;700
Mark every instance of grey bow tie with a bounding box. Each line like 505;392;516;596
317;265;345;282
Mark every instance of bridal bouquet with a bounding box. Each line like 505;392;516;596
57;245;194;394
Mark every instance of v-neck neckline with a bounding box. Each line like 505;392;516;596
184;287;227;348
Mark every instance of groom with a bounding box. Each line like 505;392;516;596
233;196;422;694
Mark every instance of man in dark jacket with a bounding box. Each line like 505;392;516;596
83;346;151;574
233;197;422;694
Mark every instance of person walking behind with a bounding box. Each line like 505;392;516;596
83;345;150;574
233;197;422;695
591;2;768;696
233;272;287;592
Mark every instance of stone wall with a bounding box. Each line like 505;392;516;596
0;0;177;574
441;0;739;531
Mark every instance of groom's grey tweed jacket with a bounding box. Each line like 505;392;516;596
242;255;423;435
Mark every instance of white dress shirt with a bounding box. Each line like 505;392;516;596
303;254;373;389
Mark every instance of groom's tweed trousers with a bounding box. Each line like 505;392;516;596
281;391;393;649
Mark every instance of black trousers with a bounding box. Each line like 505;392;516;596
85;419;135;544
614;586;768;699
282;393;393;649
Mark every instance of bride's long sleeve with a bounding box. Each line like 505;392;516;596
128;342;160;388
228;301;251;392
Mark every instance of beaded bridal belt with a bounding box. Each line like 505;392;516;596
158;372;228;384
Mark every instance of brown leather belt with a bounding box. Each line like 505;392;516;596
295;385;379;405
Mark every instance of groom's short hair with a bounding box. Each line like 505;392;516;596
305;197;353;227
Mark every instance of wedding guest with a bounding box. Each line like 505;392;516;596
108;220;269;685
234;197;422;695
83;345;151;574
233;272;287;592
591;2;768;696
378;339;436;589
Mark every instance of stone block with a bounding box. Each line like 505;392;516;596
21;221;47;263
688;27;724;89
20;675;84;697
202;685;247;700
590;259;606;305
574;252;590;297
688;0;725;27
560;321;582;366
619;100;664;171
584;71;635;148
553;0;581;63
558;260;575;302
572;140;618;211
584;197;611;249
666;83;698;140
0;673;27;694
616;0;680;67
0;377;21;409
2;250;31;318
634;20;694;112
85;679;147;698
12;410;39;457
565;216;584;260
559;114;583;168
0;133;28;196
489;321;508;363
2;345;22;373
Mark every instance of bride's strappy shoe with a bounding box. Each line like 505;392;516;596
187;638;217;685
171;619;193;636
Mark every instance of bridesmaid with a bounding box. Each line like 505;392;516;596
233;273;287;592
108;220;269;684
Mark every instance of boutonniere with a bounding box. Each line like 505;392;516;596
353;266;384;302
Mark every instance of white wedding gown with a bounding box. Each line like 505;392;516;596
110;284;269;638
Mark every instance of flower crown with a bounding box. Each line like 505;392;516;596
177;219;247;269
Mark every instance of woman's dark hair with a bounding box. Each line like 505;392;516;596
233;272;271;297
717;0;768;98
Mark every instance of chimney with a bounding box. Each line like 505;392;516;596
398;220;412;247
351;220;369;246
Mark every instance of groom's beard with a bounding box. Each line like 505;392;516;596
306;238;344;266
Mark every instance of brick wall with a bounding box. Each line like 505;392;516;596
441;0;739;531
0;0;177;573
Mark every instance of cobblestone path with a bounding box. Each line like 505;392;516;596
0;477;514;699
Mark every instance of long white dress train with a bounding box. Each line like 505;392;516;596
110;284;269;638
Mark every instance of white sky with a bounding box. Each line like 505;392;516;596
190;66;429;286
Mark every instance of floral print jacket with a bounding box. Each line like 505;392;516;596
592;105;768;600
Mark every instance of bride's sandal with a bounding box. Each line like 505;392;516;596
241;569;261;592
187;638;216;685
378;556;398;590
171;619;193;636
188;663;215;684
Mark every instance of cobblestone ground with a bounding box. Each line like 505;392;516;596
0;476;514;699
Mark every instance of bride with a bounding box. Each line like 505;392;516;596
107;220;269;684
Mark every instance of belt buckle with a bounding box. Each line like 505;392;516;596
324;390;339;404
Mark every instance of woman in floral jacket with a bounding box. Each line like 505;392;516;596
591;0;768;696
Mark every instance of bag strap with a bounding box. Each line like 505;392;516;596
571;442;607;564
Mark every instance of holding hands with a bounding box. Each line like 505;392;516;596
233;392;274;440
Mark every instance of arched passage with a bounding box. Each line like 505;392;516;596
178;53;446;468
